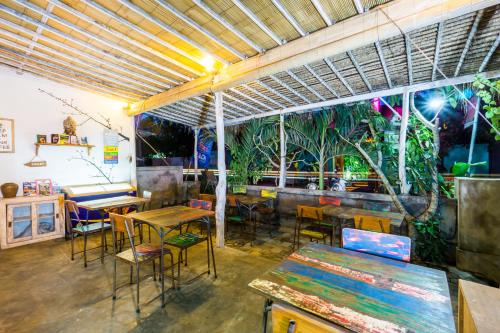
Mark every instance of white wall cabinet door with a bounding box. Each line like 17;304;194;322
7;203;34;244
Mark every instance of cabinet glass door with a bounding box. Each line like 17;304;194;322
11;205;32;240
36;202;56;235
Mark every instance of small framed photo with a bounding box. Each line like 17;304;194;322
80;137;88;145
35;179;53;196
23;182;37;196
59;134;69;144
36;135;47;144
51;134;60;144
70;135;77;144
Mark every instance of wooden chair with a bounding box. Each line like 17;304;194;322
226;195;247;238
110;213;175;313
270;304;347;333
163;200;217;285
65;200;111;268
203;170;218;193
354;215;391;233
342;228;411;262
257;189;278;237
199;193;216;209
293;205;330;250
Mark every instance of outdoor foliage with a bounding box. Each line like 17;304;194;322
472;76;500;140
286;104;370;189
412;216;446;263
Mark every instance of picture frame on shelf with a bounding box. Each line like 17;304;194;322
23;181;37;196
59;134;69;144
36;135;47;144
35;179;53;196
0;118;14;153
51;134;60;144
70;135;78;144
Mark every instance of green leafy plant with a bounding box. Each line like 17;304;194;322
472;76;499;140
412;215;446;263
344;155;369;179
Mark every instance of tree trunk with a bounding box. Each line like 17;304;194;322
399;90;410;194
354;143;411;218
279;114;286;188
214;92;226;248
319;152;325;190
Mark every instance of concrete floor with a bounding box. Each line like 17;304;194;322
0;217;489;333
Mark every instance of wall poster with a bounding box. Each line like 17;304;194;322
103;129;119;164
0;118;14;153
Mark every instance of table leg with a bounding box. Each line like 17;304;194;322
100;210;105;264
207;216;217;278
262;298;273;333
160;227;165;307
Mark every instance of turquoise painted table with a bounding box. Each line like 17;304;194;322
249;244;455;333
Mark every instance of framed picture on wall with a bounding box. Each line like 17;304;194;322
0;118;14;153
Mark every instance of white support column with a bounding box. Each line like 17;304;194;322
214;91;226;248
193;128;200;182
399;89;410;194
467;98;481;167
279;114;286;188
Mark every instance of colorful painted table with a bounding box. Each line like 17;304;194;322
249;244;455;333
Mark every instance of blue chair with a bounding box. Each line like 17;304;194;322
342;228;411;262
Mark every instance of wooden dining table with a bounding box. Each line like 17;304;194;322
249;243;455;333
76;195;149;262
235;194;270;245
126;206;216;305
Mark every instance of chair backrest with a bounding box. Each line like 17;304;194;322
261;189;277;199
342;228;411;262
200;193;216;202
272;304;340;333
354;215;391;233
65;200;81;230
227;195;238;207
232;185;247;194
318;196;341;206
189;199;213;211
297;205;323;221
109;213;135;237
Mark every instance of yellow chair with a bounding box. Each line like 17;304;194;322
294;205;330;250
353;215;391;233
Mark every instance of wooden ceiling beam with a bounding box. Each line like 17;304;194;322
431;22;445;81
11;0;186;83
129;0;496;115
0;24;161;93
347;50;372;91
117;0;228;65
0;6;171;89
375;41;392;88
193;0;262;53
454;9;484;77
479;33;500;72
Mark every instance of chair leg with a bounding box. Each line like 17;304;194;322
152;259;156;281
206;237;211;275
177;250;182;289
135;264;140;313
262;298;273;333
83;233;88;268
112;258;117;299
70;232;75;261
169;252;175;290
210;232;217;278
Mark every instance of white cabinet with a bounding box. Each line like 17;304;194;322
0;195;65;249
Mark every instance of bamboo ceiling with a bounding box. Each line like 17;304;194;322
0;0;498;127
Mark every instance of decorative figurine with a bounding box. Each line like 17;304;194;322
63;116;77;136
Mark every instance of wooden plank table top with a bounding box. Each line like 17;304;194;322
77;195;149;211
321;205;405;227
249;243;455;333
126;205;214;229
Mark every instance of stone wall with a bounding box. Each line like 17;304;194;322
136;166;183;204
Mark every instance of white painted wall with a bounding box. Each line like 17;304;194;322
0;67;136;191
